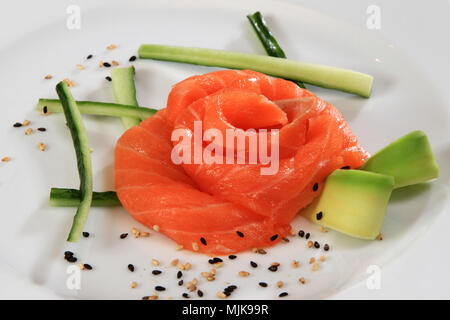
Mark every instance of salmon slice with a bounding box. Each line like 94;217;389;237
115;70;368;254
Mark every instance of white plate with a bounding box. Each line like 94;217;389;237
0;0;449;299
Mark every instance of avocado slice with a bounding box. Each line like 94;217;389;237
360;130;439;188
302;170;394;240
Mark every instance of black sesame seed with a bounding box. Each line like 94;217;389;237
305;233;310;239
66;256;77;263
128;264;135;272
236;231;244;238
13;122;22;128
86;54;93;59
313;182;319;191
155;286;166;291
213;257;223;263
298;230;305;238
178;280;184;286
182;293;190;298
270;234;278;241
64;251;74;257
324;244;330;251
103;62;111;67
105;76;112;81
268;265;278;272
208;259;215;264
282;237;290;243
43;106;48;114
82;232;90;238
129;55;137;62
37;127;46;132
224;291;231;297
200;237;207;246
177;271;183;279
314;241;320;249
229;255;237;260
120;233;128;239
341;166;350;170
83;263;92;270
316;211;323;220
152;270;162;275
228;285;237;290
279;292;288;297
250;261;258;268
259;282;268;287
197;290;204;297
257;249;267;255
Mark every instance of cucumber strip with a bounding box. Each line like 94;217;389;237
50;188;120;207
37;99;157;119
247;11;306;89
111;66;142;129
56;81;93;242
138;44;373;97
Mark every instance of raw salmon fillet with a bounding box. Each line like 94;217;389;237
115;70;369;254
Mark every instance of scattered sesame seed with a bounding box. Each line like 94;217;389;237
197;290;204;297
66;256;77;263
238;271;250;277
107;44;117;50
268;265;278;272
298;230;305;237
120;233;128;239
184;262;192;270
289;228;296;236
128;264;135;272
257;249;267;255
86;54;93;60
277;281;283;288
319;226;328;233
64;251;74;257
177;271;182;279
292;260;299;268
213;262;223;268
82;232;90;238
37;127;46;132
250;261;258;268
25;128;33;135
141;232;150;237
312;263;320;271
152;270;162;275
105;76;112;81
259;282;268;287
281;237;290;243
182;293;190;298
42;106;48;114
13;122;22;127
316;211;323;220
22;120;30;126
178;280;184;286
112;60;119;66
324;244;330;251
152;259;160;266
299;277;306;284
177;263;185;270
44;75;53;80
309;257;315;264
192;242;199;251
176;244;184;251
228;255;237;260
103;62;111;67
1;157;11;162
314;241;320;249
271;262;280;267
78;263;85;270
129;56;137;62
305;233;310;239
155;286;166;292
313;182;319;191
63;78;75;87
217;292;227;299
200;237;207;246
171;259;179;266
83;263;92;270
279;292;288;298
153;225;160;232
38;142;45;151
76;64;85;70
377;233;383;240
320;255;327;262
236;231;244;238
99;60;104;67
308;241;313;248
131;281;137;289
270;234;278;241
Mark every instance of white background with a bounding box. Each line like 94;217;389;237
0;0;449;299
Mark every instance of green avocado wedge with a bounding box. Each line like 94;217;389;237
360;130;439;188
302;170;394;240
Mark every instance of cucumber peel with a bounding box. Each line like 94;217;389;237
37;99;157;119
138;44;373;97
111;66;142;129
56;81;93;242
50;188;120;207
